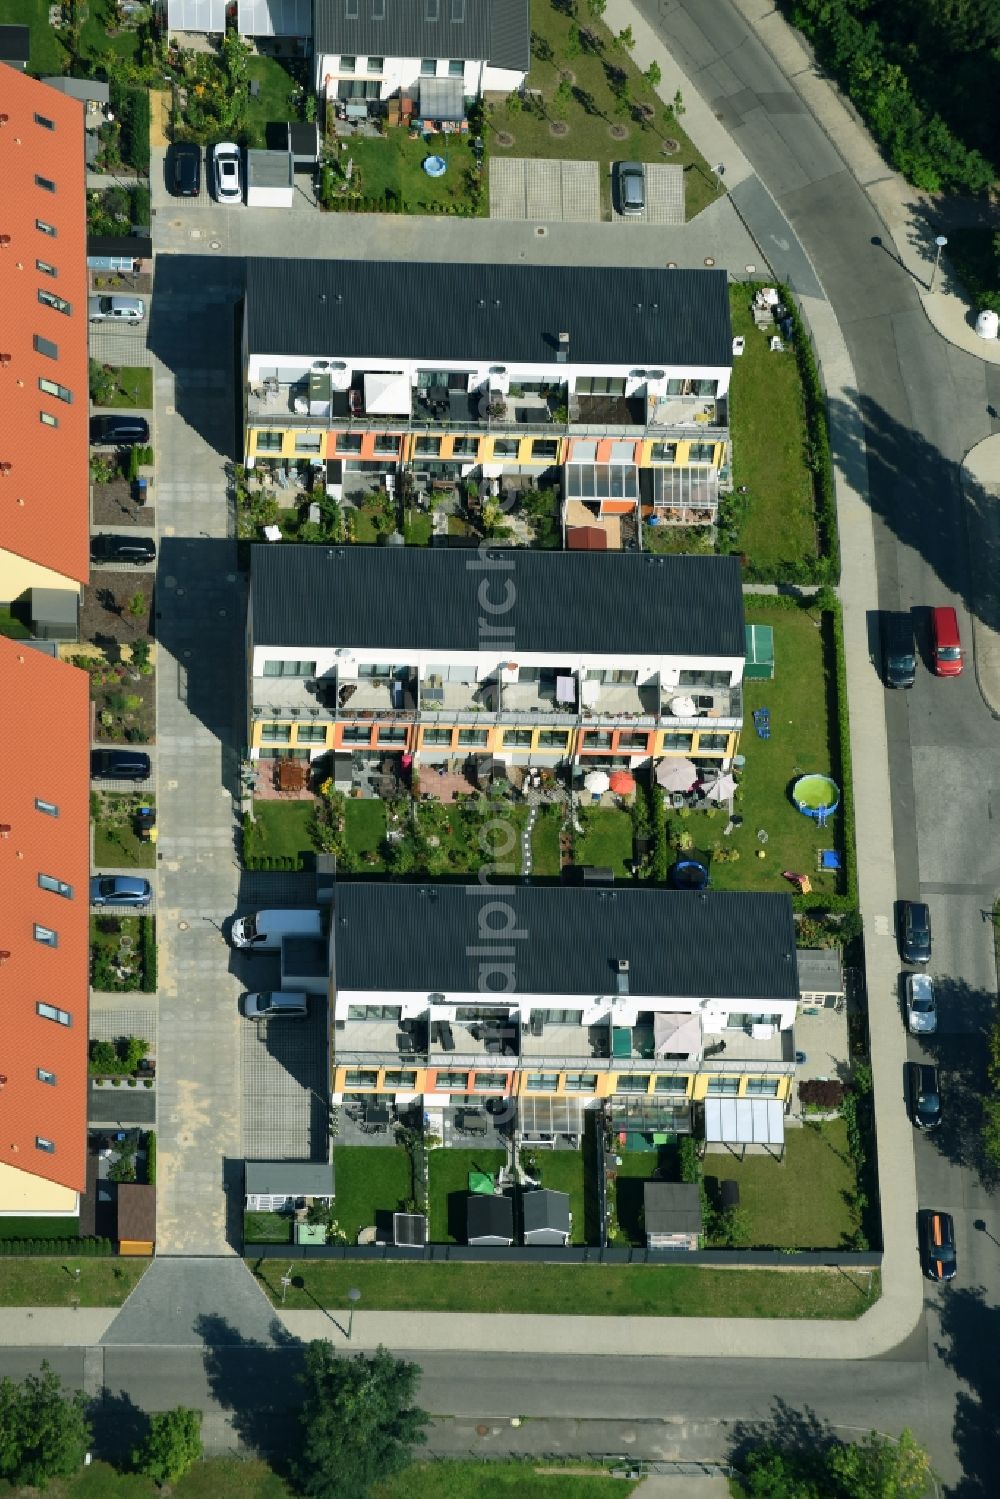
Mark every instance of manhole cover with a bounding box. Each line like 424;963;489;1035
535;225;548;237
476;1424;490;1437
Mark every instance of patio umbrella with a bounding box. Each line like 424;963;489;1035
703;772;737;804
584;769;610;794
669;694;697;718
609;770;636;794
655;757;698;791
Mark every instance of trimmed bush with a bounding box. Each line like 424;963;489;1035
799;1078;846;1109
146;1131;157;1186
141;918;157;993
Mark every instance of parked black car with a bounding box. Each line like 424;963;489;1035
881;610;916;688
899;900;932;964
90;533;156;565
919;1209;957;1282
170;141;201;197
907;1062;941;1130
89;415;150;447
91;750;151;782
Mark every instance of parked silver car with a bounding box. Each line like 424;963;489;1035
615;160;645;217
906;972;937;1035
88;295;144;323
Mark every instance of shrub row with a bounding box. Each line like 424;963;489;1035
799;1078;846;1108
243;852;305;871
146;1131;157;1186
113;82;151;174
320;193;483;217
141;918;157;994
0;1237;113;1256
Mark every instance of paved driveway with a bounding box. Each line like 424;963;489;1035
610;163;685;225
490;157;601;222
241;999;330;1161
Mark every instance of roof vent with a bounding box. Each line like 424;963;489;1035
0;236;10;248
0;825;10;836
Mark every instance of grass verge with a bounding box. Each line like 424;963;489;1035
0;1257;148;1307
101;367;154;409
375;1463;641;1498
93;792;156;870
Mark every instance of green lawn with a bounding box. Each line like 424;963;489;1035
611;1149;678;1245
532;1151;588;1245
90;914;156;994
245;55;305;149
103;367;154;410
705;601;846;898
346;798;388;861
0;1258;147;1307
375;1464;639;1499
2;1457;292;1499
487;2;721;220
428;1149;508;1244
243;1212;293;1245
706;1120;860;1250
253;1257;879;1319
332;1146;414;1243
575;805;633;878
93;792;156;870
251;800;315;860
530;806;563;877
728;285;816;573
328;131;485;215
404;508;434;545
3;0;67;73
0;606;31;639
0;1216;79;1240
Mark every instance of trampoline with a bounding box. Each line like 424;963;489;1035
792;774;840;826
669;859;709;890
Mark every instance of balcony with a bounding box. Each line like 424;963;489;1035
335;671;418;718
648;392;728;432
581;680;662;725
501;673;578;717
419;674;497;717
430;1014;520;1064
569;393;646;429
335;1015;431;1065
251;674;332;718
521;1020;612;1066
701;1024;797;1076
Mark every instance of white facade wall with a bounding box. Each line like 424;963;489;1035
252;644;744;691
317;53;524;99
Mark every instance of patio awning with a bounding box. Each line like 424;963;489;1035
704;1097;785;1149
654;1011;703;1059
419;76;467;121
564;463;639;503
518;1095;586;1138
364;371;411;416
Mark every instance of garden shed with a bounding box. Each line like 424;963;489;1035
117;1182;156;1255
643;1182;702;1251
466;1193;513;1246
522;1189;571;1247
245;1161;335;1212
288;120;321;168
743;622;774;679
246;150;295;209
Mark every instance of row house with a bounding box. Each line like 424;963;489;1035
246;544;746;773
329;882;801;1128
242;257;733;542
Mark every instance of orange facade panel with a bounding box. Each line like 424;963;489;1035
0;69;90;587
0;639;90;1194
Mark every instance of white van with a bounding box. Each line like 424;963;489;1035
231;908;323;951
244;991;308;1020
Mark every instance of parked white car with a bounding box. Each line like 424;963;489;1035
212;142;242;204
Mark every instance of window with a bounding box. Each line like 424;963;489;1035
697;732;729;752
38;289;71;315
261;723;292;742
36;1137;56;1153
537;1009;584;1025
457;728;488;746
537;730;569;750
347;1004;401;1022
423;728;452;745
650;442;677;463
36;258;58;278
707;1076;740;1095
337;433;363;454
420;58;437;75
296;724;327;743
448;58;464;76
34;112;56;130
343;1069;378;1088
451;437;478;456
414;436;441;456
525;1073;559;1092
654;1074;689;1094
358;663;392;677
343;725;372;743
583;730;612;750
503;729;532;747
473;1072;507;1091
661;733;692;752
262;659;316;677
435;1071;470;1089
38;377;72;403
35;218;57;237
295;433;322;454
576;377;625;396
563;1072;598;1092
455;1006;509;1023
492;439;518;459
35;174;56;192
378;726;406;744
40;411;59;428
35;797;59;817
727;1013;781;1030
746;1077;781;1096
695;379;718;397
678;670;731;689
37;1068;57;1086
373;434;399;455
255;430;282;452
367;56;384;72
532;439;558;460
615;1073;651;1092
34;924;58;947
33;334;58;360
383;1070;418;1088
37;1002;71;1026
687;443;716;463
340;55;356;71
38;874;73;899
618;731;649;751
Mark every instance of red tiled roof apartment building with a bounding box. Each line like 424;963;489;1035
0;637;90;1214
0;65;89;605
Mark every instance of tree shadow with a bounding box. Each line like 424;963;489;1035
934;1282;1000;1497
87;1386;149;1469
196;1310;307;1471
728;1397;840;1475
909;975;998;1188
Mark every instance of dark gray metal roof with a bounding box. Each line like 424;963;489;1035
314;0;527;68
644;1181;702;1235
249;546;745;658
245;1161;335;1195
0;26;30;61
467;1193;514;1243
523;1188;571;1239
332;884;801;1000
244;258;732;367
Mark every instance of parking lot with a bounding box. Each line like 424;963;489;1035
490;157;601;222
240;984;330;1161
610;163;685;225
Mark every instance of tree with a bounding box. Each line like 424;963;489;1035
585;0;606;18
293;1342;429;1499
645;60;662;89
828;1428;933;1498
0;1363;91;1488
615;25;635;51
133;1406;203;1486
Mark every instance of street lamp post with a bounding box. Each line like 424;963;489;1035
346;1286;361;1340
929;234;948;294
